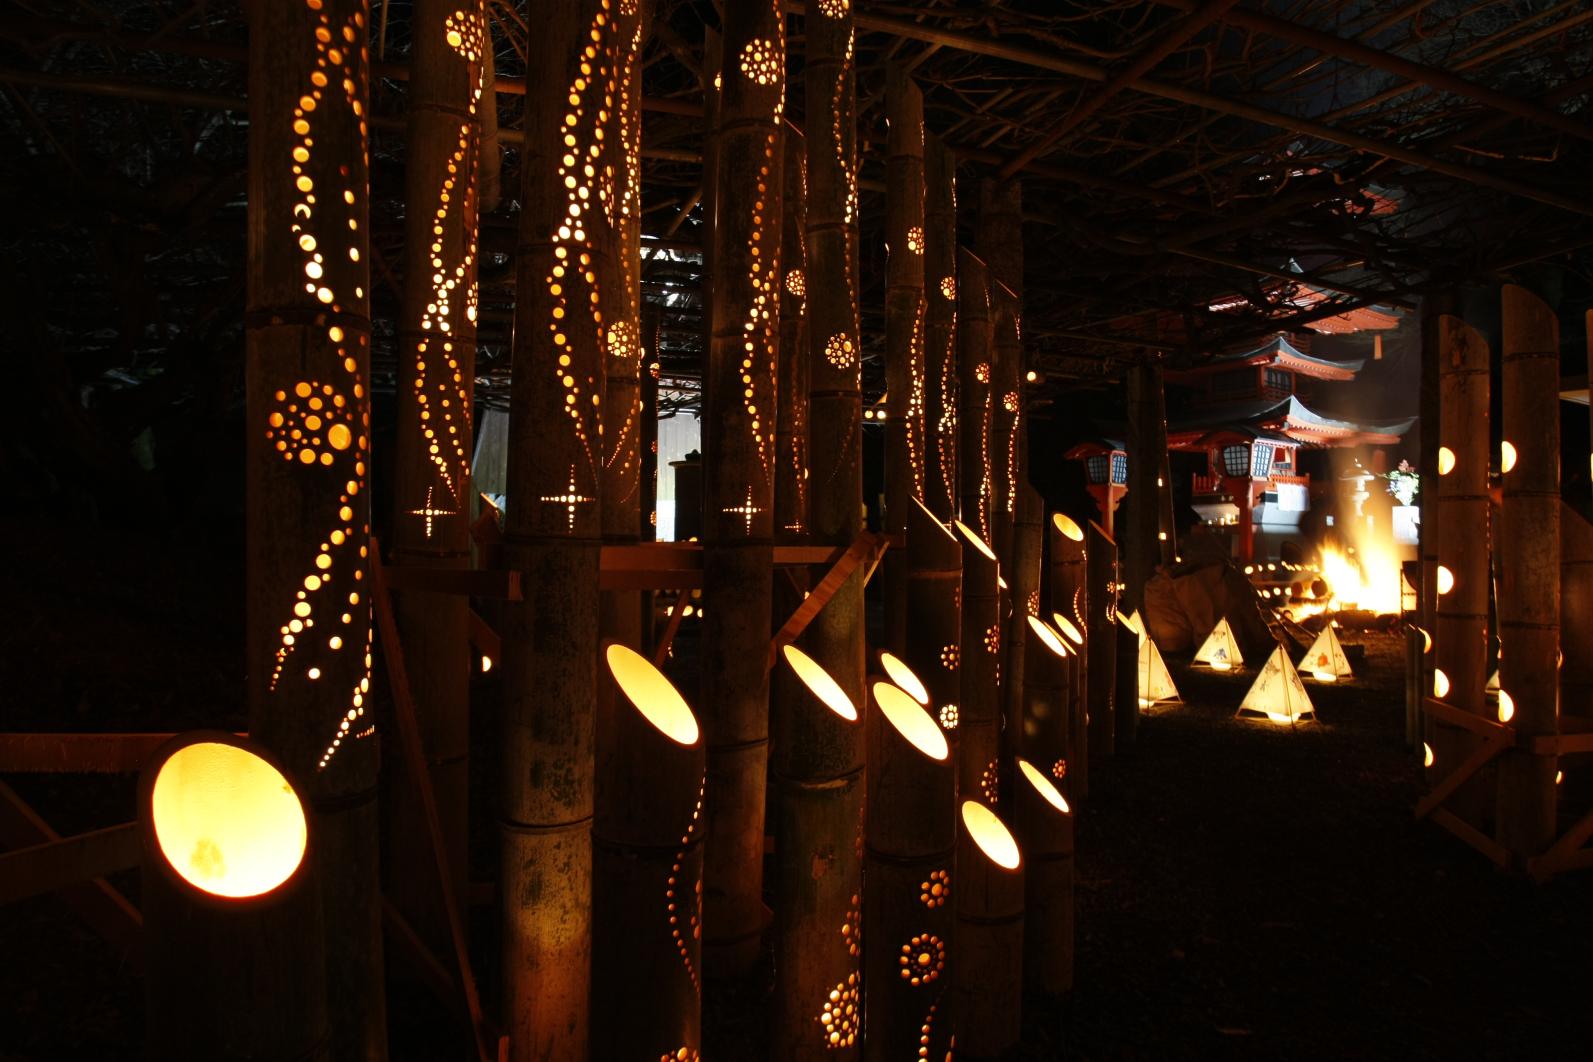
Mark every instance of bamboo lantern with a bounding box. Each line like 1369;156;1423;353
771;644;865;1058
1495;285;1559;857
593;645;705;1058
864;680;955;1062
884;63;927;654
1005;481;1045;762
1429;315;1490;825
388;0;486;958
775;121;810;544
956;520;1002;807
923;134;959;523
978;178;1024;568
905;498;963;740
1122;362;1161;617
1050;512;1089;799
1086;521;1119;760
141;732;327;1062
243;0;384;1051
502;1;622;1052
950;799;1025;1059
1014;758;1074;999
700;0;786;976
599;0;648;650
957;249;994;544
1021;615;1073;791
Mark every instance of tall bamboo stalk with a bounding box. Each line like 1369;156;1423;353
1561;503;1593;813
1020;615;1072;796
923;134;958;523
776;121;810;543
1006;481;1044;760
863;680;955;1061
1014;758;1074;1000
1429;315;1490;828
956;520;1002;807
244;1;385;1055
978;179;1023;568
1050;513;1088;799
950;800;1024;1059
593;645;705;1058
1086;521;1119;760
884;63;926;654
956;249;993;543
501;2;620;1053
1495;285;1559;857
642;301;661;542
1119;360;1163;749
389;0;485;959
702;0;785;977
905;497;963;741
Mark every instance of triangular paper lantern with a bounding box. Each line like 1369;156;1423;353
1137;636;1180;708
1300;625;1352;682
1194;618;1243;671
1117;608;1146;644
1236;645;1315;725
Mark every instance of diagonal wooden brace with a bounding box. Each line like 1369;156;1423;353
767;531;888;670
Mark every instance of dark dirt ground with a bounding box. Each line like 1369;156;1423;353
4;518;1592;1060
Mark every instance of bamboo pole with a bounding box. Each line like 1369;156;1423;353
1561;502;1593;813
1429;315;1490;828
501;2;619;1053
957;249;994;543
243;1;385;1054
1415;294;1452;756
956;520;1002;808
1021;615;1073;796
140;733;327;1062
776;121;810;544
592;645;705;1058
1014;758;1074;1000
1086;521;1119;760
1495;285;1559;858
923;134;958;524
642;300;661;535
1119;360;1164;749
863;680;955;1062
1006;481;1044;762
389;0;485;960
950;800;1025;1059
1050;513;1088;800
1154;379;1177;564
978;178;1023;568
905;497;962;740
771;645;865;1058
701;0;785;977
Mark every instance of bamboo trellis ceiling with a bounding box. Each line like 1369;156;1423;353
2;0;1590;414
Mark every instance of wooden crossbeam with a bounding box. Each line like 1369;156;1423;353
1414;726;1511;821
467;610;501;660
1422;696;1507;740
767;531;888;670
0;732;184;773
653;591;691;668
0;821;140;905
1430;808;1512;869
382;565;523;600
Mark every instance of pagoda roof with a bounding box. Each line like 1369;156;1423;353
1168;395;1414;449
1167;334;1365;382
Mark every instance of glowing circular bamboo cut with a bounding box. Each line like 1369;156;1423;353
879;651;930;707
1497;688;1515;724
1436;565;1455;595
1050;612;1084;646
783;643;859;721
960;799;1021;870
873;681;949;761
1437;446;1456;475
954;519;998;562
1027;614;1071;659
1017;758;1069;815
150;740;308;899
605;644;701;746
1051;512;1083;543
1424;742;1435;768
1434;668;1451;698
1500;441;1517;474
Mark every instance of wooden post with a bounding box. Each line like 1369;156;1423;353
389;0;485;960
863;681;955;1062
1086;521;1119;760
1561;503;1593;814
140;733;326;1062
923;134;958;524
701;0;785;977
642;302;661;530
884;64;926;654
1119;360;1163;749
501;2;618;1053
1049;513;1088;800
1415;294;1452;755
775;122;810;543
1495;285;1559;859
905;498;962;741
950;800;1024;1059
1014;758;1074;1000
957;249;994;544
244;1;385;1054
1020;615;1073;795
1154;379;1178;565
593;645;705;1058
956;520;1002;807
1429;315;1490;828
771;645;865;1058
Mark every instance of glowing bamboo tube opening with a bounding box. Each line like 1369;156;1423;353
1497;688;1515;724
1416;626;1432;653
997;574;1009;591
1017;759;1069;815
879;651;930;706
1434;668;1451;698
1436;565;1455;595
1424;742;1435;768
783;643;859;721
1051;513;1083;543
1500;441;1517;474
605;644;701;746
954;519;997;562
1050;613;1083;646
1437;446;1456;475
1026;615;1069;660
150;741;307;899
960;800;1021;870
872;681;950;761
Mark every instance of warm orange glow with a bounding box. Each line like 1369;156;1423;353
783;644;858;721
150;741;307;898
1497;689;1515;724
1017;758;1070;814
1316;541;1403;615
873;682;949;761
1027;616;1068;660
1436;565;1455;595
1424;742;1435;768
1050;612;1084;645
953;520;997;562
1434;668;1451;698
879;652;929;706
1437;446;1456;475
960;800;1021;870
1416;626;1432;653
481;655;493;673
1051;513;1083;542
606;644;701;746
1500;441;1517;474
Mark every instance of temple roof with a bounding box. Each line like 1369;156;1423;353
1168;335;1366;383
1168;395;1414;449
